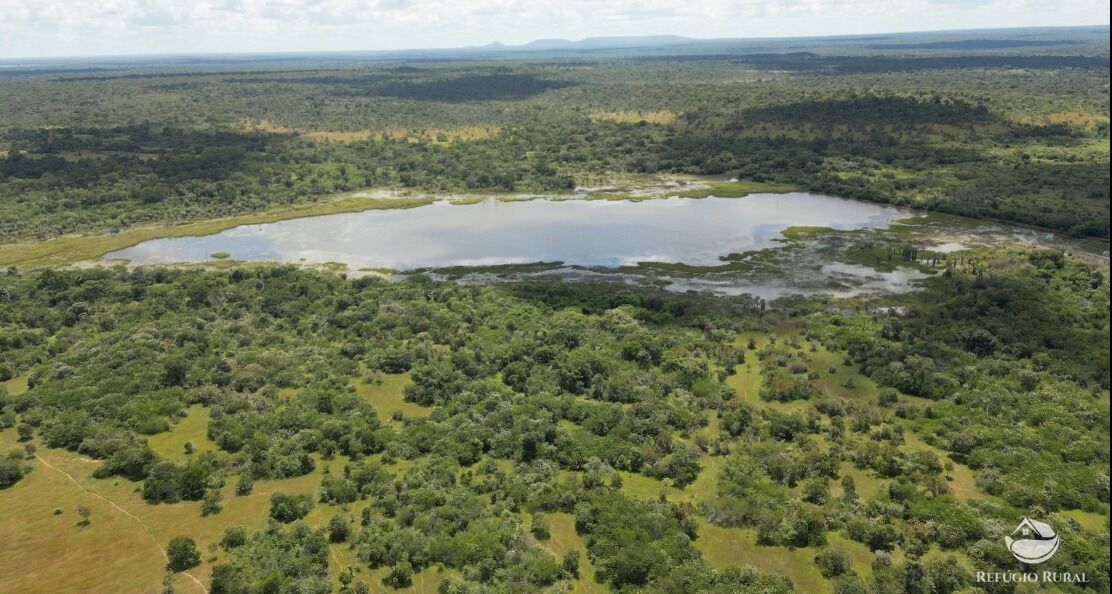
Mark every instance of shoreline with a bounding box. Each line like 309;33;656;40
0;176;795;268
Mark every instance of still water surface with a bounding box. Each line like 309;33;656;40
106;193;910;270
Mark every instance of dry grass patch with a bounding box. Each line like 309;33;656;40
590;110;678;125
0;421;349;593
382;126;501;144
300;130;377;142
241;119;499;144
0;430;171;594
1015;111;1110;129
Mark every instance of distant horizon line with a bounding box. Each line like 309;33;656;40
1;22;1108;65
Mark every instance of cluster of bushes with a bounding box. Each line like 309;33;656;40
0;248;1107;591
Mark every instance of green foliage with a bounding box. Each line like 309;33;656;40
815;249;1110;512
814;548;853;579
575;490;700;588
201;488;223;516
0;247;1106;592
382;556;414;589
327;514;350;544
530;514;551;540
0;448;30;489
141;461;209;504
234;474;253;496
209;523;329;593
269;492;313;523
166;536;200;572
908;497;985;549
220;526;247;550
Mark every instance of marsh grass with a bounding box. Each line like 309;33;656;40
0;196;434;269
674;180;798;199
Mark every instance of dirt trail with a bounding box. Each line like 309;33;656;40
33;453;209;594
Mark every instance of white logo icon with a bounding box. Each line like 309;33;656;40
1005;518;1060;564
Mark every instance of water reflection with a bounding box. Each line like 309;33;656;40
107;194;908;271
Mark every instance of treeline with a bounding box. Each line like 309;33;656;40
1;50;1109;241
3;89;1109;240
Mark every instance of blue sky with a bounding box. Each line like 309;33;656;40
1;0;1108;59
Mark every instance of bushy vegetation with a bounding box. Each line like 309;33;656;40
0;447;31;488
211;522;329;593
166;536;201;572
1;32;1107;240
0;244;1107;590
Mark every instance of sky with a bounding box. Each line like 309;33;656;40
0;0;1108;59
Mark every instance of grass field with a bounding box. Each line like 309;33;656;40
805;344;878;401
242;119;501;144
537;512;607;594
826;532;876;577
2;372;30;396
695;523;878;593
0;428;171;594
1058;509;1110;533
363;566;454;593
352;373;431;421
589;110;678;125
834;462;886;501
147;405;218;463
695;519;830;593
901;432;987;502
0;422;350;593
726;359;763;404
617;470;675;501
725;332;768;403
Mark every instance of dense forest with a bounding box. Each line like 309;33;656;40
1;30;1109;240
1;242;1108;592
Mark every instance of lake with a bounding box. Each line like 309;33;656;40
106;193;910;271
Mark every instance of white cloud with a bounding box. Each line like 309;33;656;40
0;0;1106;58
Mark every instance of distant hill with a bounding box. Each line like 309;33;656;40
517;35;694;51
0;25;1106;69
